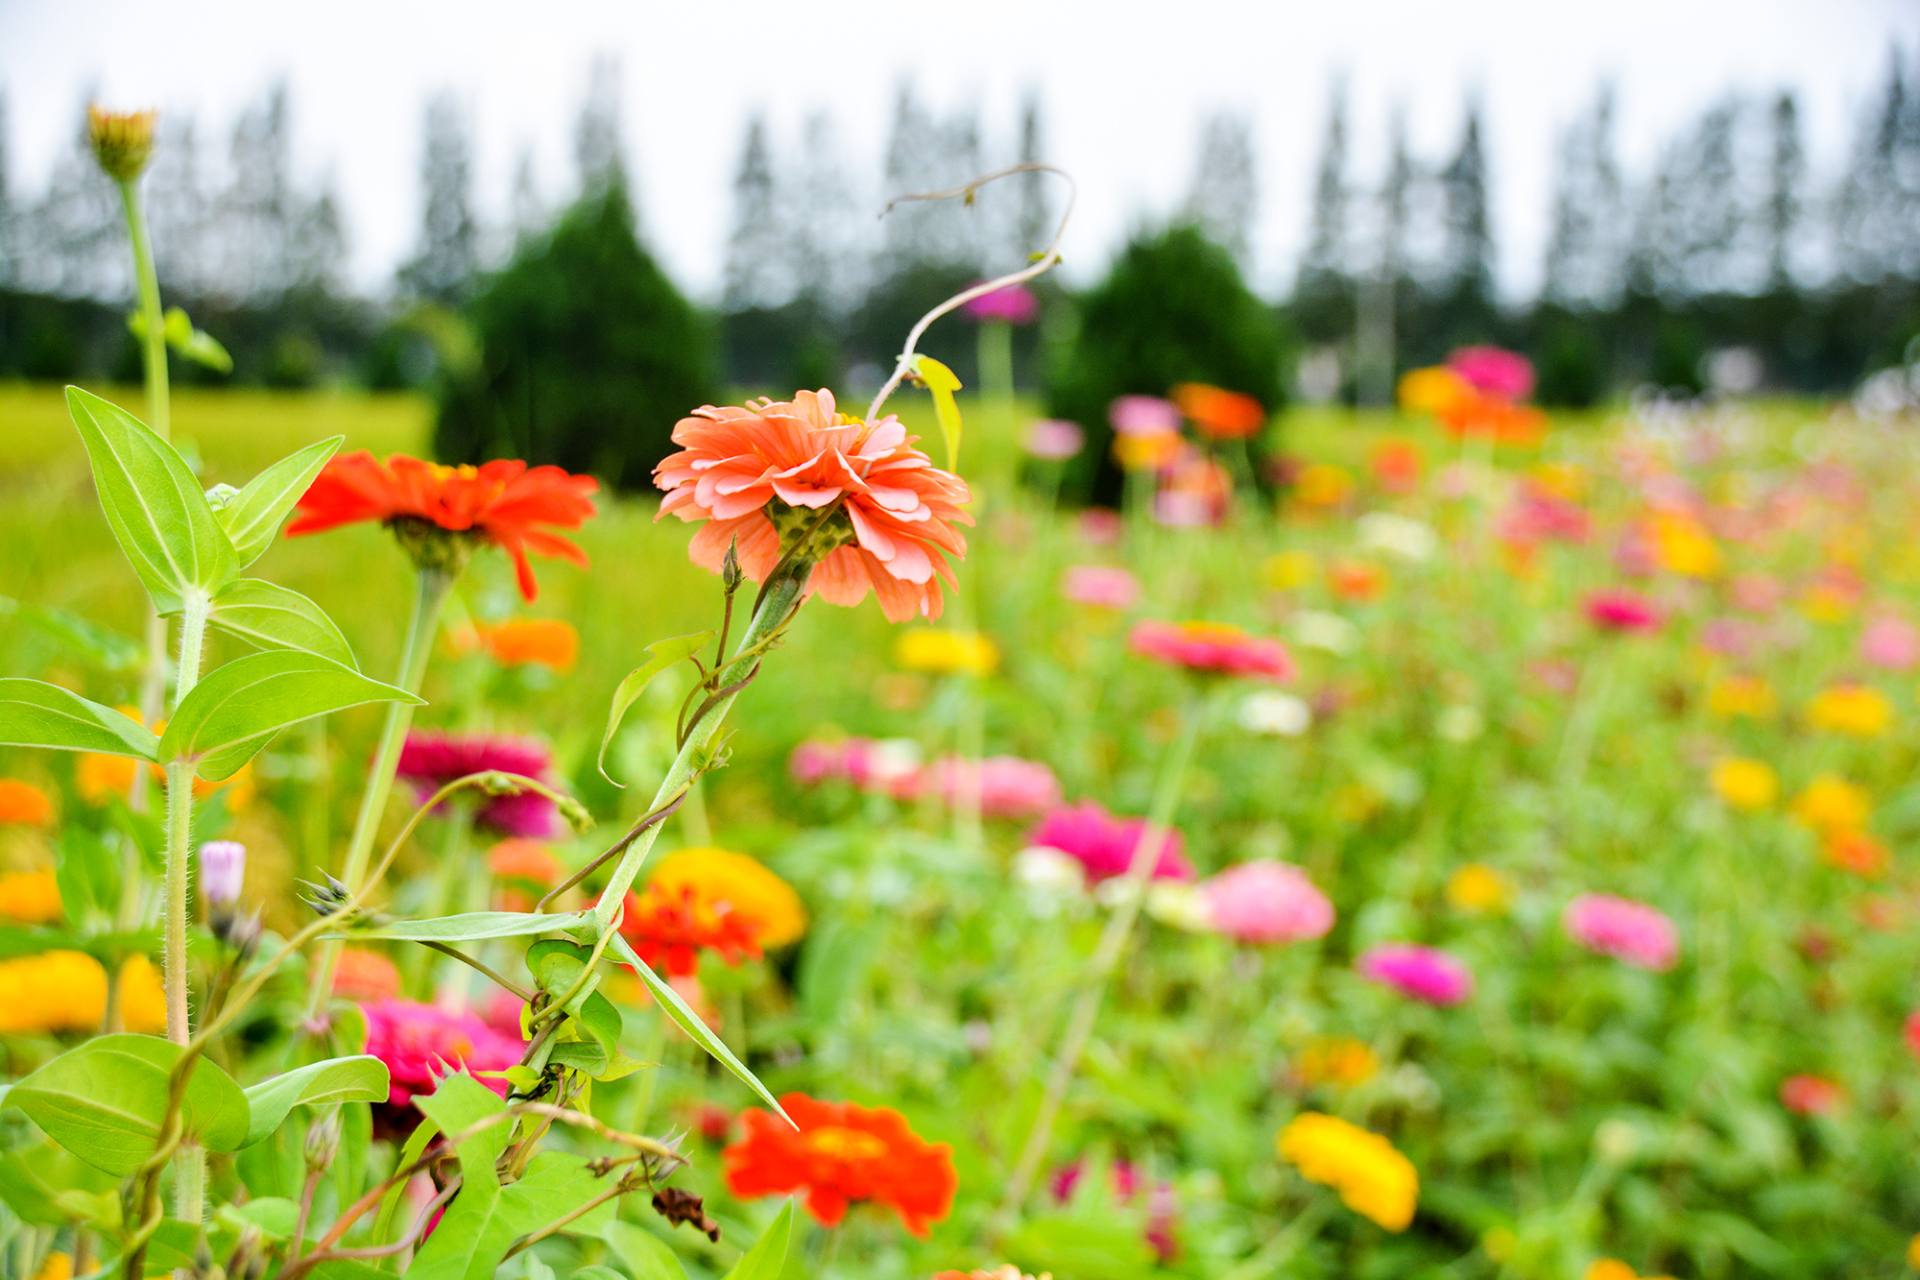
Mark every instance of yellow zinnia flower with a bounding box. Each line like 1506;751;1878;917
33;1251;74;1280
0;869;63;924
648;847;807;949
1649;513;1721;579
1445;863;1512;914
1706;674;1776;720
1397;366;1471;416
1263;550;1316;591
118;954;168;1034
0;951;108;1033
1791;775;1872;835
1277;1112;1418;1231
1292;463;1354;510
1711;757;1778;812
1806;684;1892;738
1295;1037;1379;1087
893;628;1000;678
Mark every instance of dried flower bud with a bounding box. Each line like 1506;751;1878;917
652;1186;721;1242
199;840;246;908
87;106;157;182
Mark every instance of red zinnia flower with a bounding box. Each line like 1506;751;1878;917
616;882;762;977
1131;620;1295;680
289;452;598;600
1172;382;1266;440
723;1093;956;1235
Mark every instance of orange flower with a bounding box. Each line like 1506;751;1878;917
724;1093;956;1235
1822;829;1889;879
332;947;401;1003
1329;560;1387;603
1440;394;1547;445
0;870;63;924
655;390;972;623
449;617;580;671
0;779;54;827
1172;382;1265;440
1369;438;1423;494
488;838;563;885
649;847;808;949
289;453;598;600
616;882;762;977
77;753;254;810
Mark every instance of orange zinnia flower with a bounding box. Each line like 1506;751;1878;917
724;1093;956;1235
1172;382;1266;440
449;617;579;671
0;778;54;827
616;882;762;977
289;453;598;600
654;390;972;623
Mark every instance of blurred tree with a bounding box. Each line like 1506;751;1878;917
574;56;628;201
721;112;786;312
509;147;542;246
1354;107;1411;403
1010;90;1054;259
147;114;215;299
219;80;297;303
0;91;14;288
398;92;479;304
1764;91;1804;291
1542;84;1625;307
433;178;717;488
1047;223;1286;502
1294;79;1355;349
25;91;124;299
1434;93;1496;337
1184;110;1256;267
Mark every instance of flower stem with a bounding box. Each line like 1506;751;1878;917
992;692;1210;1233
161;589;209;1234
591;560;811;930
305;566;452;1016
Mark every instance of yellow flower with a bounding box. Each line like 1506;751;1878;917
118;954;167;1033
1397;366;1471;416
1480;1227;1516;1263
1112;429;1181;472
1445;863;1512;914
0;870;63;924
1706;674;1776;721
1907;1231;1920;1269
1263;550;1316;591
1292;463;1354;510
87;106;156;181
77;750;254;811
1276;1112;1418;1231
1296;1036;1379;1087
1649;513;1720;579
894;627;999;677
33;1252;74;1280
1791;775;1872;835
1529;461;1587;501
0;951;108;1033
0;778;55;827
648;847;807;949
1800;583;1857;625
1710;757;1777;812
1585;1263;1637;1280
1806;684;1892;737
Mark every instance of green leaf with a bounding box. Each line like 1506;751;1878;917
0;597;143;672
372;1112;443;1243
0;678;158;758
3;1033;250;1175
799;916;881;1026
607;932;789;1124
217;436;342;567
721;1201;794;1280
339;909;593;943
208;577;358;668
603;1220;689;1280
240;1055;388;1147
159;649;421;781
570;1269;627;1280
55;825;122;926
65;385;238;610
597;632;713;785
0;1142;121;1227
912;354;965;469
216;1196;300;1241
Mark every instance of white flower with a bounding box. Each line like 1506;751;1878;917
1239;690;1312;737
1357;511;1437;562
1145;881;1215;932
867;739;923;785
1013;846;1086;897
1291;610;1359;655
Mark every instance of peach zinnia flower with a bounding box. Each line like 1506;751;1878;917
290;453;598;600
450;617;579;671
654;389;972;623
1131;620;1295;680
724;1093;957;1235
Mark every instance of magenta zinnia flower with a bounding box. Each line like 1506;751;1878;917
1131;620;1294;680
1564;893;1678;971
1584;588;1662;634
1357;944;1473;1006
963;282;1039;325
362;998;527;1105
1027;801;1191;883
396;731;558;836
1201;861;1334;944
1447;346;1534;401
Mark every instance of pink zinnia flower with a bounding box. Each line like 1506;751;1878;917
963;282;1039;325
1131;620;1294;680
1860;616;1920;671
1356;944;1473;1006
1731;574;1786;615
1109;395;1181;436
1201;861;1334;944
1497;490;1590;546
1447;346;1534;401
1779;1074;1844;1115
1584;589;1662;633
362;998;527;1105
1063;565;1139;610
1026;419;1084;461
1564;893;1679;971
1050;1159;1179;1262
788;737;919;792
396;731;557;837
1905;1011;1920;1059
1027;801;1190;883
1077;509;1124;546
654;389;973;623
920;756;1063;820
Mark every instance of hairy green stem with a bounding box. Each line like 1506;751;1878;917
161;589;209;1235
992;692;1209;1232
592;560;810;928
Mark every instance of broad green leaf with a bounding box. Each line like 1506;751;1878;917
240;1055;388;1147
0;597;142;672
208;577;358;668
55;825;122;926
597;631;712;785
799;916;881;1026
372;1112;442;1243
3;1033;249;1174
913;354;964;469
217;436;342;567
65;385;238;609
337;909;593;943
603;1220;690;1280
158;649;421;781
0;679;157;758
0;1142;121;1227
721;1201;794;1280
216;1196;300;1241
608;932;789;1124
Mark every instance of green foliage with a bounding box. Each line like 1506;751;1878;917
1047;223;1288;501
207;577;359;667
433;180;719;489
0;679;158;757
214;434;342;566
238;1056;388;1147
720;1201;795;1280
599;631;712;785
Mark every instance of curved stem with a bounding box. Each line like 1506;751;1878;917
991;691;1209;1234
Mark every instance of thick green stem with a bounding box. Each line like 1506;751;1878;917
992;693;1209;1232
591;561;811;929
305;567;452;1016
161;590;209;1234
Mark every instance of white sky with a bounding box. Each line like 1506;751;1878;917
3;0;1916;300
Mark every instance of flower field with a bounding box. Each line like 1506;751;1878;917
4;363;1919;1280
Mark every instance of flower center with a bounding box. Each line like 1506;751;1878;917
804;1125;887;1162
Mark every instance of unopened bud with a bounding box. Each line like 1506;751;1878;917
199;840;246;908
304;1112;342;1171
721;539;744;593
88;106;157;182
558;795;593;834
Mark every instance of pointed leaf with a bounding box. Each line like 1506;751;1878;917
217;436;342;568
721;1201;794;1280
608;932;790;1124
65;385;238;609
597;631;712;785
209;577;358;668
912;354;964;469
337;909;593;943
240;1055;388;1147
0;678;157;758
603;1220;689;1280
159;649;421;781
